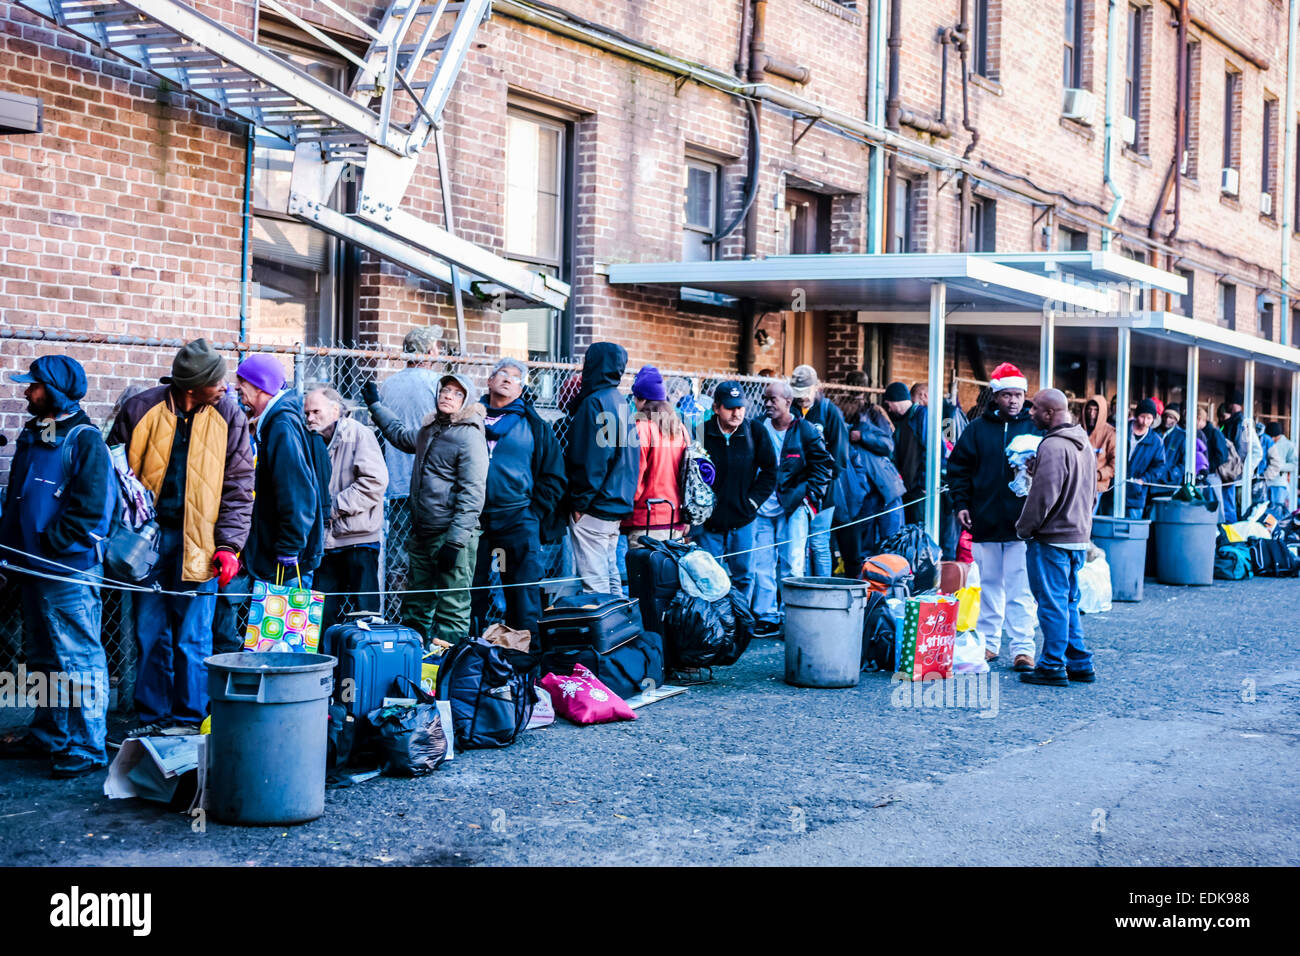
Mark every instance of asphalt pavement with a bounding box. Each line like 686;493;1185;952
1;577;1297;866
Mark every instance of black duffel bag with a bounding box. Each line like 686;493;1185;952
435;638;535;749
877;524;943;592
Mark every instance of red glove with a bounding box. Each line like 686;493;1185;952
212;549;240;588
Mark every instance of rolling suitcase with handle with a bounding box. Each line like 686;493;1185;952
321;614;424;718
538;594;644;653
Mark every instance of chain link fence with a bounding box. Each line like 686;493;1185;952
0;328;877;710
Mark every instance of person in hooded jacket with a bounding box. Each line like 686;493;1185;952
1083;394;1116;511
234;355;331;588
0;356;113;777
470;358;565;638
624;366;690;545
1154;403;1187;494
565;342;639;595
882;381;926;523
1099;398;1165;519
851;404;907;555
1016;389;1097;687
947;362;1040;670
789;365;852;577
364;371;487;644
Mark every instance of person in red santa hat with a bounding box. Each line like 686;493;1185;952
946;362;1042;670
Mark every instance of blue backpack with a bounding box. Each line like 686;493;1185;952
435;638;535;749
7;422;115;572
1213;543;1252;581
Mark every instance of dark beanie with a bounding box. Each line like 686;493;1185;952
1266;421;1284;438
163;338;226;390
1135;398;1160;418
884;381;911;403
1230;389;1245;406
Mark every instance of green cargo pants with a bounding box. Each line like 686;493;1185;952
403;527;480;645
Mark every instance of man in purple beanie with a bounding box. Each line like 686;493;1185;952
234;355;331;587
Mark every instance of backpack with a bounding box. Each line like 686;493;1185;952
435;638;535;749
861;553;912;599
861;591;902;672
1248;537;1300;578
678;440;716;526
1213;543;1252;580
877;525;942;592
1218;439;1243;483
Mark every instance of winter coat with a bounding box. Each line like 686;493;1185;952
244;390;331;581
888;405;925;522
480;393;567;542
701;415;778;532
371;374;488;547
565;343;639;521
323;415;388;550
1159;425;1187;488
110;385;254;582
1015;423;1096;545
1084;394;1117;493
1121;426;1166;516
765;415;834;517
799;395;852;518
1224;412;1263;471
1265;435;1297;487
0;409;114;572
623;418;688;533
854;419;906;508
1200;425;1231;473
377;366;440;498
946;405;1039;542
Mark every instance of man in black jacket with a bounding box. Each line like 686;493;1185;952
695;381;777;603
472;357;566;636
234;355;330;588
565;342;639;594
947;361;1040;670
790;364;853;576
883;381;926;523
752;380;834;635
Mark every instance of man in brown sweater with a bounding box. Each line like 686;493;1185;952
1015;389;1097;687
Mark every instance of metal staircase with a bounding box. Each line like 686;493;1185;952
16;0;570;326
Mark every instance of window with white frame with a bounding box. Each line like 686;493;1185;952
682;158;720;262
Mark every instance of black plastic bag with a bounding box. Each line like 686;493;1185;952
366;702;448;777
860;591;900;672
713;591;754;666
877;524;942;592
662;592;735;668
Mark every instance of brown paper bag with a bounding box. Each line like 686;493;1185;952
481;623;532;652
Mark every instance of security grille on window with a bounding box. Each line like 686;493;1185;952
1181;39;1200;177
251;38;348;355
504;107;570;358
1262;98;1278;213
683;159;720;262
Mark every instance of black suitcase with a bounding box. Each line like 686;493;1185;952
540;631;666;701
626;541;682;633
321;615;424;718
539;593;643;654
1249;537;1300;577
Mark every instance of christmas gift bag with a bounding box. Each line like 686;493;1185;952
895;594;959;681
244;566;325;653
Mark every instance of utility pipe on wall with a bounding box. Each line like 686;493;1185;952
883;0;902;247
1281;0;1298;344
866;0;887;252
1102;0;1125;250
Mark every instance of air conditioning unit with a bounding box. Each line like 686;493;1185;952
1221;167;1240;196
1117;115;1137;145
1260;192;1273;216
1062;88;1096;124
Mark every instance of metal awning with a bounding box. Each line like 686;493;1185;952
1084;311;1300;371
607;253;1112;313
990;250;1189;296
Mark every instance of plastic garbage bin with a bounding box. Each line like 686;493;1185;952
782;576;869;688
1091;517;1150;601
1151;499;1219;586
206;652;335;826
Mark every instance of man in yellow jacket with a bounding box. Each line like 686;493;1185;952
109;339;254;735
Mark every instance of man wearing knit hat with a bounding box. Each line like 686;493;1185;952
947;361;1040;670
1099;397;1165;519
882;381;925;522
110;339;254;736
790;364;853;576
235;354;331;590
1155;403;1187;491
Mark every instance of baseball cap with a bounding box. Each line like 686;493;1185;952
789;364;819;399
713;381;746;408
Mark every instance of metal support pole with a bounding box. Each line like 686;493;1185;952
1291;371;1300;509
1184;345;1199;483
925;281;946;544
1112;326;1131;517
1241;359;1256;516
434;127;469;353
1039;306;1055;390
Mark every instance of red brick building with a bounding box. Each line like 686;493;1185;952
1;0;1297;421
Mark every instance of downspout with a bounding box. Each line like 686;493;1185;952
1168;0;1188;247
743;0;766;259
883;0;902;248
1102;0;1124;250
239;122;253;344
956;0;979;249
1281;0;1298;344
866;0;888;252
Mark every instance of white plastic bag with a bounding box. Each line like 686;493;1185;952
1077;551;1113;614
679;548;731;601
952;630;989;674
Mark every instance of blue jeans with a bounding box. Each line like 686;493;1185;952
1222;481;1239;523
1267;485;1291;510
21;566;108;762
752;506;811;625
1025;541;1093;674
134;526;218;724
693;521;756;604
859;493;904;555
807;505;835;576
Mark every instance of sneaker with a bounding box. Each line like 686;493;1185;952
752;620;782;638
125;721;169;739
1067;669;1097;683
1012;654;1036;672
160;723;201;736
51;755;108;779
1019;667;1069;687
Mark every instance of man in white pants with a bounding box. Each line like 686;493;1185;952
946;363;1042;671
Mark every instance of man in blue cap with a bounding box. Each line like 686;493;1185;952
0;355;114;777
696;381;776;605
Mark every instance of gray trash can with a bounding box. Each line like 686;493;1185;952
1091;517;1150;601
205;652;336;826
1151;499;1219;586
782;577;869;688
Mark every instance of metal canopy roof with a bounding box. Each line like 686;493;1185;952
606;253;1112;313
990;250;1189;296
1104;311;1300;371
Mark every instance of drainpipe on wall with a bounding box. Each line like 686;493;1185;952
743;0;767;259
239;123;253;344
883;0;902;247
1102;0;1124;250
1281;0;1298;344
866;0;888;252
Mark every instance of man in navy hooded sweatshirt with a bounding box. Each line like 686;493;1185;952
565;342;639;595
